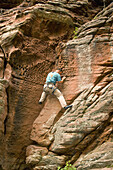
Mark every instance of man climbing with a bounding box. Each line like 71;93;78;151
39;68;72;110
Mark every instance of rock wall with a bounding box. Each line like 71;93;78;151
0;0;113;170
28;2;113;170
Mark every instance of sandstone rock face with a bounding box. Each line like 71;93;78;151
29;2;113;170
0;0;113;170
0;2;75;169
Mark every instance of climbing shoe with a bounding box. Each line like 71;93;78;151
38;101;42;104
64;105;72;110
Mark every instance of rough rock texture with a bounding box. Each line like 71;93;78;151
75;142;113;169
29;2;113;170
0;0;113;170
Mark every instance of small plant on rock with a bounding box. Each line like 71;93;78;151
74;27;78;39
58;161;76;170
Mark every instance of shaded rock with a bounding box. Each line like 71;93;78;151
89;0;113;6
0;81;8;168
0;82;7;135
0;0;24;9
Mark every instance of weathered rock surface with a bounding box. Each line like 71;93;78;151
75;141;113;169
0;0;113;170
0;1;76;169
29;2;113;170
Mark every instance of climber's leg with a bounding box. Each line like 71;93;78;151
54;89;67;108
39;91;47;104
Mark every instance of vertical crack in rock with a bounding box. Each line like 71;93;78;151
0;45;6;79
3;87;9;135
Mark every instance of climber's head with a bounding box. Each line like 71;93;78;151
56;68;63;75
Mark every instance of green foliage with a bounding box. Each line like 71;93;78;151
74;36;78;39
107;165;113;168
73;27;78;39
93;16;97;19
58;161;76;170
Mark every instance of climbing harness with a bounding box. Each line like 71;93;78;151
43;82;57;94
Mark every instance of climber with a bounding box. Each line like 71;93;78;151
39;68;72;110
